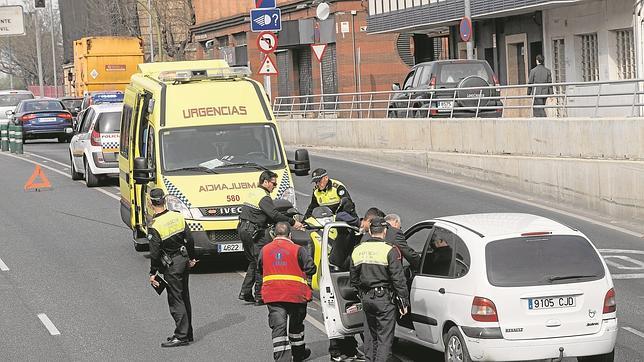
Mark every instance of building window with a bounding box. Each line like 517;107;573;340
578;33;598;82
552;39;566;83
615;29;636;80
216;36;229;48
233;32;248;67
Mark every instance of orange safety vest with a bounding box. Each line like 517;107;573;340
261;237;312;304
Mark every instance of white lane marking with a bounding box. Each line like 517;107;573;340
0;153;119;201
603;256;644;270
236;271;326;332
26;152;69;168
309;152;644;238
295;190;310;197
0;257;9;271
611;274;644;280
599;249;644;255
37;313;61;336
623;327;644;339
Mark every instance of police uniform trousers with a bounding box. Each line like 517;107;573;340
164;253;193;340
254;230;271;300
329;336;359;358
238;222;257;297
267;302;308;361
362;289;396;362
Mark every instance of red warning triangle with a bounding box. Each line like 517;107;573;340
258;55;279;76
24;165;52;191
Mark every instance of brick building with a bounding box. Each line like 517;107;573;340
190;0;410;99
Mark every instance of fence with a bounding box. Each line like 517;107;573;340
27;86;65;98
273;79;644;119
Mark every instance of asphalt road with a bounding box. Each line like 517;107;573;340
0;141;642;361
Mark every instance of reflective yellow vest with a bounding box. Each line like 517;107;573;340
152;211;186;240
313;179;345;207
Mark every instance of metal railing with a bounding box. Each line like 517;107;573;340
273;79;644;119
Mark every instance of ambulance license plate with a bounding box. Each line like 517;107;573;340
218;243;242;253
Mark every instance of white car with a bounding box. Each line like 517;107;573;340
69;103;122;187
0;90;34;126
319;213;617;362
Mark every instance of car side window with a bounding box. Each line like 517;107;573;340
80;109;95;133
420;227;469;278
403;70;416;89
412;67;424;87
418;66;432;86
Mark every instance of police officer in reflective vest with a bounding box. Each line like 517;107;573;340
147;188;198;348
304;168;356;219
350;217;410;361
238;171;304;305
259;222;317;362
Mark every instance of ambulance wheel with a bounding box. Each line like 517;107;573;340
69;152;82;180
445;326;471;362
84;158;99;187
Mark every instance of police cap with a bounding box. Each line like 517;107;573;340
149;188;166;204
369;216;388;234
311;168;327;183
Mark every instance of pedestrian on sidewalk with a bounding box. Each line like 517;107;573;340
528;54;553;117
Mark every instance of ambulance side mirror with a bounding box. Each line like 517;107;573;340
289;149;310;177
133;157;155;184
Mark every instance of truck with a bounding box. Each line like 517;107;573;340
67;36;144;97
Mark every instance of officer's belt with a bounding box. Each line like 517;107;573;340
163;248;183;258
263;274;308;284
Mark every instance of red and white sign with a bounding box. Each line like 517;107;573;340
258;55;279;76
257;31;278;54
311;44;327;62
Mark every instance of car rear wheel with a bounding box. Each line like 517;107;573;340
84;158;99;187
444;326;471;362
69;153;82;180
578;350;615;362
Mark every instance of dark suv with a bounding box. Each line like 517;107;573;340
389;60;503;118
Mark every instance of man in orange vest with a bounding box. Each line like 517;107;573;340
259;222;317;362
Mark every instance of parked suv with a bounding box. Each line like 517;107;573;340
389;60;503;118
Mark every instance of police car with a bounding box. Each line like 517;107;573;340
69;103;122;187
318;213;617;361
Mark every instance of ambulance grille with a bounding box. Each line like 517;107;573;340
207;230;240;243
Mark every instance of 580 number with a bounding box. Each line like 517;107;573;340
227;195;240;202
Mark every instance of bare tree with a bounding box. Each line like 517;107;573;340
140;0;196;61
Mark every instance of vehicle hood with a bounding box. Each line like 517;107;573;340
161;168;293;208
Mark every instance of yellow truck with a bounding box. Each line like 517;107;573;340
71;36;144;96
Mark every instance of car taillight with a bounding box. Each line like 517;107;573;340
603;288;616;314
429;75;436;90
91;130;101;146
19;114;36;122
57;113;72;119
472;297;498;322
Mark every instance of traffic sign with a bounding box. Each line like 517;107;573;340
257;31;278;54
255;0;276;8
0;5;25;37
258;55;278;76
250;8;282;32
311;44;327;62
460;16;472;43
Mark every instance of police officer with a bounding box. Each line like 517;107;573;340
350;217;410;361
305;168;357;219
259;222;316;362
238;170;304;305
147;188;198;348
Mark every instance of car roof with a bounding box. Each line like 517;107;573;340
60;97;82;100
434;213;575;239
414;59;489;68
20;98;60;102
88;103;123;112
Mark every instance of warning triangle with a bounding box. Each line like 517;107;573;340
258;55;278;76
311;44;327;62
24;165;52;191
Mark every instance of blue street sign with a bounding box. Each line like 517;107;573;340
250;8;282;32
255;0;276;8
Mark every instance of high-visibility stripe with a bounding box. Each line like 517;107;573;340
272;336;289;343
273;344;292;352
288;332;304;339
263;274;307;284
290;340;305;346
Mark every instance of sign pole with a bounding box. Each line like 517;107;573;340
319;61;323;96
264;75;272;101
49;0;57;97
464;0;474;60
34;9;44;97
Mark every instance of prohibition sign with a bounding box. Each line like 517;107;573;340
257;31;278;54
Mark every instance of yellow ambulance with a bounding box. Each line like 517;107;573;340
118;60;310;256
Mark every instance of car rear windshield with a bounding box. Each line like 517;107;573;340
486;235;605;287
61;99;82;110
95;112;121;133
23;100;64;112
0;93;34;107
438;63;492;84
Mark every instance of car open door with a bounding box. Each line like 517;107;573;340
319;222;364;338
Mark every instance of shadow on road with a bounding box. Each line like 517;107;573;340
194;312;247;341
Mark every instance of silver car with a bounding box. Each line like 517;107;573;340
0;90;34;126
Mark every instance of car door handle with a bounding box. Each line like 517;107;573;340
438;288;445;294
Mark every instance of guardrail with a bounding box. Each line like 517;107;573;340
273;79;644;119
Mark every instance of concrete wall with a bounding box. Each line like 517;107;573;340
278;118;644;222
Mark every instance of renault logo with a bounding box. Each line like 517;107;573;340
588;309;596;318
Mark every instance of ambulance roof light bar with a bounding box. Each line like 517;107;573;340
158;67;251;82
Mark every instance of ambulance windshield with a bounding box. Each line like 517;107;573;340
161;123;284;173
